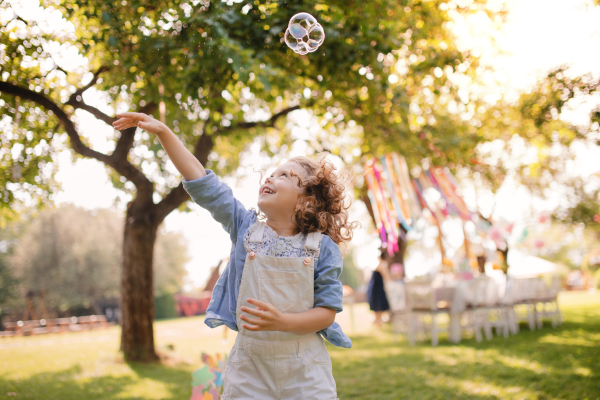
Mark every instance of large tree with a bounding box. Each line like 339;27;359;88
553;177;600;238
469;66;600;195
1;0;501;360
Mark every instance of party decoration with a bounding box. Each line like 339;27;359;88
517;227;529;244
191;353;228;400
362;152;522;277
363;153;480;256
506;223;514;234
284;13;325;55
489;226;504;247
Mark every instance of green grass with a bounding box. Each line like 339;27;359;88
332;292;600;399
1;292;599;399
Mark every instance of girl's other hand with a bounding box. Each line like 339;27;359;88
240;298;291;332
112;112;168;136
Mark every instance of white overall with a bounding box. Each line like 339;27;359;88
221;221;338;400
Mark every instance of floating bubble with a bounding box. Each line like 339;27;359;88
284;29;299;49
289;24;307;40
297;45;309;55
284;12;325;55
307;24;324;52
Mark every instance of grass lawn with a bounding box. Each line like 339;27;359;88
1;291;599;399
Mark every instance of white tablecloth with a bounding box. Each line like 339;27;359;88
387;278;508;343
434;279;504;343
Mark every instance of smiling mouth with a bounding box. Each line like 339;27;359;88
261;187;275;195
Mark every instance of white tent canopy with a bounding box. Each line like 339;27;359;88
507;249;559;277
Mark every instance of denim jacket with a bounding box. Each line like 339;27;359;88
183;170;352;348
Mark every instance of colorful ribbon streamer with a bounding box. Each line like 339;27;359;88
363;153;479;256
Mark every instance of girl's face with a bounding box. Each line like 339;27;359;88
257;161;306;220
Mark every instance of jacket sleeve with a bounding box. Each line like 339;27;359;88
313;235;344;313
183;170;251;241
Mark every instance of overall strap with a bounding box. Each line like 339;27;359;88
305;231;323;251
302;231;323;266
249;221;267;243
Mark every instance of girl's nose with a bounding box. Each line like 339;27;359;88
265;177;273;184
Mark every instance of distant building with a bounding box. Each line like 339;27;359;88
174;259;225;317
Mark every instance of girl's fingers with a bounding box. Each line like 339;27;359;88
241;306;268;318
117;112;147;121
113;123;135;131
240;314;263;326
242;324;261;331
246;298;270;310
112;118;133;127
112;112;159;132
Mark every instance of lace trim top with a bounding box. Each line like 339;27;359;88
242;221;321;264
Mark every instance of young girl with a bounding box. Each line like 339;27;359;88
113;112;356;399
367;250;391;329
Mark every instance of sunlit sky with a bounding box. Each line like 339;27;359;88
40;0;600;287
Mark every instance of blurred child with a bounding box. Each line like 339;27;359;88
367;249;391;328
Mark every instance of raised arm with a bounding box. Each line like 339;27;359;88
112;112;205;181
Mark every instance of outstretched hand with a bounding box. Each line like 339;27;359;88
112;112;168;136
240;298;290;332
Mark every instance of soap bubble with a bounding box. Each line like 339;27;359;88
284;12;325;55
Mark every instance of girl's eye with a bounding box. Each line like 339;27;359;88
282;173;288;177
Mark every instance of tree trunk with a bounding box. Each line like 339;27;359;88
120;203;159;362
117;132;214;362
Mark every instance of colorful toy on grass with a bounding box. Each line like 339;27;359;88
190;353;227;400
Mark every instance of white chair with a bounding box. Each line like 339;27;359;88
384;280;408;342
453;279;483;342
534;275;562;328
500;278;519;335
512;278;538;331
476;277;511;339
457;278;501;342
405;282;450;346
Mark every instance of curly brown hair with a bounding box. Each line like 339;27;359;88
287;156;360;245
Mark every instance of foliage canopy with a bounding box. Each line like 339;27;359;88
1;0;504;213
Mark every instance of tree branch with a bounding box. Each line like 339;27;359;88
0;80;152;193
359;190;377;229
9;5;69;78
66;66;110;105
219;105;301;133
50;57;69;77
62;66;115;124
0;80;111;162
68;100;115;125
111;102;158;161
